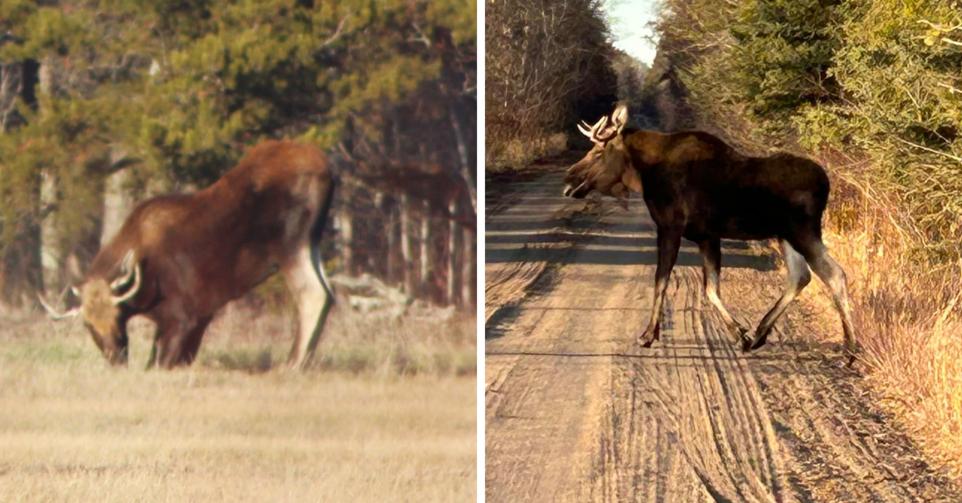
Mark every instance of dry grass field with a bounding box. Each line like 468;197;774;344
0;304;476;502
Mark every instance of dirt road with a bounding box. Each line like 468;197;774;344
485;159;958;502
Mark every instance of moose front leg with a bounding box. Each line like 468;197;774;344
146;335;158;370
152;317;212;369
698;238;750;345
640;227;682;347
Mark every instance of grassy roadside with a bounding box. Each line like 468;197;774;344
794;161;962;482
486;133;568;173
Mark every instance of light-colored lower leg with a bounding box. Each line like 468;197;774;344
806;244;857;353
748;240;811;350
699;239;746;339
284;245;332;369
705;283;742;331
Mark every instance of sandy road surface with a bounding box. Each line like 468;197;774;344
485;160;958;502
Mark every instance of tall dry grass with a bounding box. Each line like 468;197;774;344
814;152;962;480
0;304;476;501
199;302;477;376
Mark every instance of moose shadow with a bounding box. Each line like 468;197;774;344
486;225;775;271
485;191;776;271
485;177;780;344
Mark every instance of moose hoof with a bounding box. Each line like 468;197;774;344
751;333;769;351
743;331;768;352
639;327;659;348
843;341;861;368
731;325;750;346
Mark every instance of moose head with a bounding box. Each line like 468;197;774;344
39;250;142;365
563;103;641;200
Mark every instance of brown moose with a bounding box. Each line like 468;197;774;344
40;140;337;369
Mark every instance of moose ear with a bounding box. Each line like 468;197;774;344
611;103;629;133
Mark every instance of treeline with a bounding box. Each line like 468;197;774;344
486;0;645;168
655;0;961;261
0;0;475;309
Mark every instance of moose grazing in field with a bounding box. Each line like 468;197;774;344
564;104;857;361
39;140;337;370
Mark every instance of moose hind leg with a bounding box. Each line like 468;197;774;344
284;245;333;370
698;238;749;345
800;241;858;360
746;240;811;351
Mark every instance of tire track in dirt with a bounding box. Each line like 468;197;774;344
485;163;959;502
591;269;789;502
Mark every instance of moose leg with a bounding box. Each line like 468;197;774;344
746;240;811;351
146;336;158;370
173;317;211;366
154;329;184;369
640;228;682;347
797;239;858;361
283;245;333;370
154;317;211;369
698;238;749;344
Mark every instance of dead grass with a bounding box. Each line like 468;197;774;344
802;160;962;482
198;302;477;376
487;132;568;173
0;306;476;501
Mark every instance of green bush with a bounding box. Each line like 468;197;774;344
658;0;962;260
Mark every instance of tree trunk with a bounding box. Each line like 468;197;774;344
462;225;474;308
419;200;431;297
0;170;42;308
399;193;415;294
40;170;62;294
100;167;133;247
339;207;353;276
447;200;457;305
448;106;476;214
0;64;18;130
385;198;396;284
0;59;42;309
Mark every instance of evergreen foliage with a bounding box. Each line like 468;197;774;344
0;0;475;304
657;0;962;259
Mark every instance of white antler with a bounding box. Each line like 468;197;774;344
577;114;619;144
110;250;142;305
37;293;80;320
577;116;605;140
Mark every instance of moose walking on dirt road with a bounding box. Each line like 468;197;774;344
564;104;857;362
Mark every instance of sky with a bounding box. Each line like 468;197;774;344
602;0;661;65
